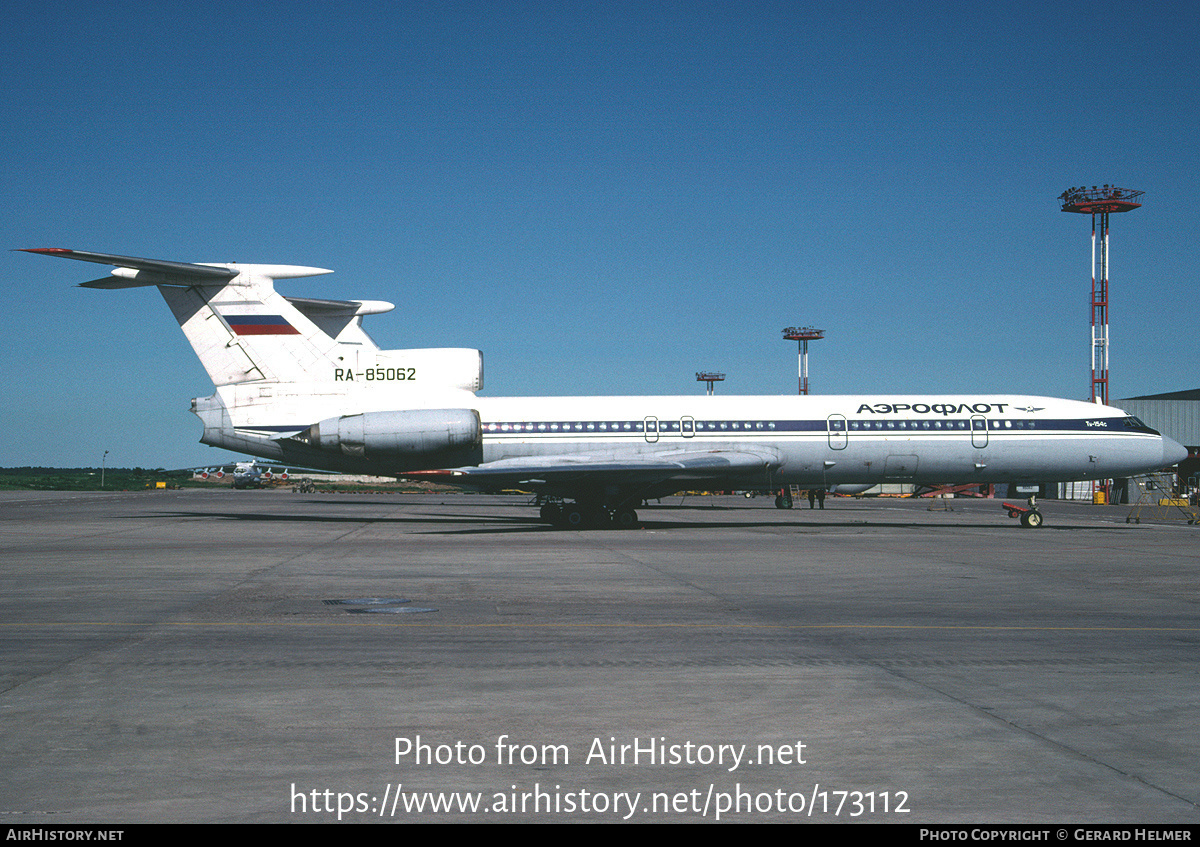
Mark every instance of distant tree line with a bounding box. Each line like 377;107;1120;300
0;467;189;491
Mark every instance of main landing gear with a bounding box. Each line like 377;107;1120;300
539;501;639;530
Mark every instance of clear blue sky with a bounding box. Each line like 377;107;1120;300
2;1;1197;469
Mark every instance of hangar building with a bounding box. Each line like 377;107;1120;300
1118;389;1200;489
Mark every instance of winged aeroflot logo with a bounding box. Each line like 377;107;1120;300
1015;406;1044;413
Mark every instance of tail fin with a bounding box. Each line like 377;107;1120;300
22;248;378;386
155;266;347;385
25;248;483;457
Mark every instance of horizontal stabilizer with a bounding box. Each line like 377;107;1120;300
20;248;334;285
20;248;237;280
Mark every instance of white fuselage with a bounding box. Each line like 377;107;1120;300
201;388;1181;486
467;394;1171;485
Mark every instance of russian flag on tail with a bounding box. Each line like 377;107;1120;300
225;315;300;336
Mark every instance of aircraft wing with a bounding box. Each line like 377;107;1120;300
408;447;782;491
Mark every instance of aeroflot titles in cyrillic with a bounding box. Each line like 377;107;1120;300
856;403;1010;415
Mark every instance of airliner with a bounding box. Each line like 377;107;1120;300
24;248;1186;529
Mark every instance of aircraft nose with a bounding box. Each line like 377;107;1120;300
1162;436;1188;468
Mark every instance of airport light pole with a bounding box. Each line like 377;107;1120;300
1059;186;1143;504
781;327;824;395
101;450;108;490
696;372;725;395
1058;186;1143;405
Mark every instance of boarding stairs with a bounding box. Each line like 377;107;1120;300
1125;472;1198;525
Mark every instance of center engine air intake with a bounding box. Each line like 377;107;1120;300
300;409;482;458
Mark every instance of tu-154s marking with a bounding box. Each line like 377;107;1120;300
23;248;1186;529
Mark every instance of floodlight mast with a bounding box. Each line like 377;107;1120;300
696;372;725;396
1059;186;1144;405
781;327;824;395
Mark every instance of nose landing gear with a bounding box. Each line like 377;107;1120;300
1002;496;1044;528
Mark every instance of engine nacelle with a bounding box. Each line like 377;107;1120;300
301;409;482;460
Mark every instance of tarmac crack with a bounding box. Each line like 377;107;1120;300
872;661;1200;813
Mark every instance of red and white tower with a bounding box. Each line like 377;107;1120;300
1059;186;1144;405
782;327;824;395
696;372;725;395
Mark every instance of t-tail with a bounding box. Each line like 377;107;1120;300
22;249;485;472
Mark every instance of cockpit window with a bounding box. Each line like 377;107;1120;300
1122;416;1158;434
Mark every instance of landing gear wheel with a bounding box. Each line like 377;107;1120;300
563;508;587;529
775;495;793;510
611;508;639;530
1020;510;1043;528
